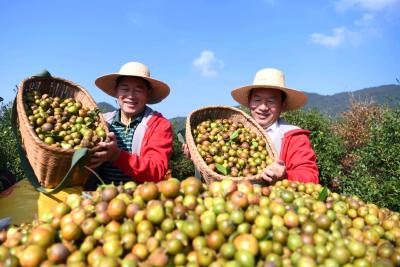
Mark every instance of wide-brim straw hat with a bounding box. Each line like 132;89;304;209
95;61;170;104
231;68;307;111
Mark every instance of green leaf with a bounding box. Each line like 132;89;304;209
71;148;90;168
215;163;228;175
318;187;329;201
230;130;239;140
88;108;100;118
33;69;52;78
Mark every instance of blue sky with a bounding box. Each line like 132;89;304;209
1;0;399;118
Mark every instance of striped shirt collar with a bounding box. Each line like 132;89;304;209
113;107;147;126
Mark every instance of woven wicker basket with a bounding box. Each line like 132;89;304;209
186;105;277;184
16;76;107;188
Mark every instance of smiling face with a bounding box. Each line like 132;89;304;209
249;88;286;128
116;76;149;118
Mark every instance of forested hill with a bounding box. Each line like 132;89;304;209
304;84;400;116
97;84;400;131
97;102;117;113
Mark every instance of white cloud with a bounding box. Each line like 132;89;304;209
354;13;376;25
193;50;223;77
310;27;349;47
335;0;399;12
310;0;392;48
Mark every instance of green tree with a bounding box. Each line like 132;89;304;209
169;120;195;180
0;101;25;184
282;109;345;188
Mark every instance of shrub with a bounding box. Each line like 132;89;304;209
169;120;195;180
332;98;382;171
341;105;400;211
282;109;345;188
0;101;25;183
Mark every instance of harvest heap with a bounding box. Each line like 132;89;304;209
193;119;273;177
0;177;399;267
24;91;107;150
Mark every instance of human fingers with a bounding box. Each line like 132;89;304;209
275;159;285;166
264;167;276;178
92;150;108;161
181;144;191;159
91;145;104;153
89;154;104;168
261;172;273;182
107;132;116;139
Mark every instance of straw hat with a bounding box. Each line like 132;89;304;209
231;68;307;111
95;61;170;104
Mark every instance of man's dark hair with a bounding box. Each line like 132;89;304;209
248;88;286;103
116;76;152;91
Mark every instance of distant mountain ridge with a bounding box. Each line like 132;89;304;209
97;84;400;131
97;102;117;113
304;84;400;116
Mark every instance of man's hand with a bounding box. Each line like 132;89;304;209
261;159;287;183
181;143;191;160
89;132;121;169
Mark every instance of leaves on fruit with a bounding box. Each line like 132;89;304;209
215;163;228;175
318;187;329;201
230;130;239;141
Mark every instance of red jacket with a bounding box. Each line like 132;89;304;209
105;109;173;183
280;129;319;184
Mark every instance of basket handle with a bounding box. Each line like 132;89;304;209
11;98;90;195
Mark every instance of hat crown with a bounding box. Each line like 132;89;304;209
119;62;151;78
253;68;285;88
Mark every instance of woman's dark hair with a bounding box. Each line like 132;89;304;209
116;76;152;91
248;88;286;103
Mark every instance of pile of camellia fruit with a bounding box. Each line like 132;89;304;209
193;119;273;177
1;177;400;267
24;91;107;149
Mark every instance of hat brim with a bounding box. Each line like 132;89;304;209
231;85;307;112
95;73;170;104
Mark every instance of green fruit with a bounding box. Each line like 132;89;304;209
234;250;254;267
330;246;351;265
146;203;165;224
201;211;217;234
182;220;201;239
161;218;175;233
233;234;258;256
165;239;182;255
220;243;236;260
287;234;303;251
44;136;55;145
348;240;366;258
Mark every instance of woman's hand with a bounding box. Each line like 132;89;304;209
261;159;287;183
181;143;191;159
89;132;121;169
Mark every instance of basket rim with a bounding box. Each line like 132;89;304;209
185;105;277;183
16;75;108;155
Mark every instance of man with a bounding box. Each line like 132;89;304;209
231;68;319;183
183;68;319;184
89;61;173;185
